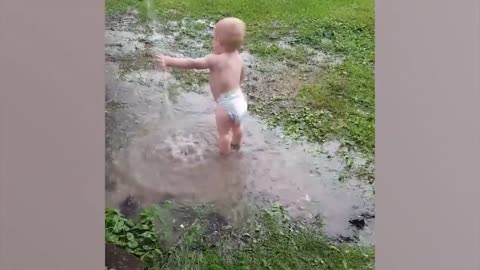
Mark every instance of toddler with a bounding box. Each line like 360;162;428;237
156;17;248;155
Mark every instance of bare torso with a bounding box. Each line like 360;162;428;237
208;52;244;101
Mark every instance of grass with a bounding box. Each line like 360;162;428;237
106;204;374;270
106;0;375;160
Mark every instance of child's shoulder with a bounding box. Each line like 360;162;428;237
208;53;229;64
201;53;221;68
205;53;222;63
207;53;243;67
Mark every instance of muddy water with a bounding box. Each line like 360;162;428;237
105;12;374;243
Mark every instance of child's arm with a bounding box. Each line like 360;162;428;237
156;54;214;70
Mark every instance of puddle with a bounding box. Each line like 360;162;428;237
105;14;374;244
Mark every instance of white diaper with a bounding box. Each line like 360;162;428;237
217;88;248;124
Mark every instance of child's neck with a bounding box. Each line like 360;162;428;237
218;51;237;56
214;47;238;55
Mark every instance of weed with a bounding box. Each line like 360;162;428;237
105;207;164;266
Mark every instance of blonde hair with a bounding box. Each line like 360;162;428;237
215;17;246;52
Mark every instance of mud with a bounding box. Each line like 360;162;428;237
105;243;145;270
105;12;374;244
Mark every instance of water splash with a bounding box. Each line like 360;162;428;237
145;0;156;22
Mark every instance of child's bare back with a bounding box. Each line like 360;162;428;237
156;17;248;155
207;53;244;101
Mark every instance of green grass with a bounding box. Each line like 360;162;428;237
106;205;374;270
106;0;375;160
263;59;375;154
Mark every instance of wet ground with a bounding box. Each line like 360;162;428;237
105;11;374;244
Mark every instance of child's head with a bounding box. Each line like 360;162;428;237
213;17;246;54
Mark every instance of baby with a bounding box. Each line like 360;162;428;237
156;17;248;155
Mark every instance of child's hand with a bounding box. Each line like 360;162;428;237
155;54;170;70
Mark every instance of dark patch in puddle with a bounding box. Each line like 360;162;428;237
349;218;366;230
120;195;141;217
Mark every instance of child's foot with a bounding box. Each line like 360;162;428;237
231;143;241;151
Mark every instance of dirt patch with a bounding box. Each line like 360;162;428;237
105;243;146;270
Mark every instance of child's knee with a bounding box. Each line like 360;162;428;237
232;125;243;138
232;124;242;133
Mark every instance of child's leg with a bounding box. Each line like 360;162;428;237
215;107;233;155
231;123;243;151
